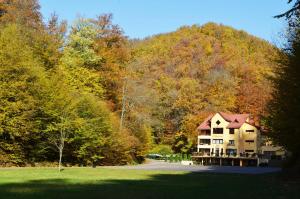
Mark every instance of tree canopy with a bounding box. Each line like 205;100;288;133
0;0;282;167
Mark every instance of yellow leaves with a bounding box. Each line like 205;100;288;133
204;42;213;55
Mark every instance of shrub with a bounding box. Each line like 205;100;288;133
183;154;188;160
148;144;173;155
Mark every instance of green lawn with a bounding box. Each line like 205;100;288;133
0;168;299;199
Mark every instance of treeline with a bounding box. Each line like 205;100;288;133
267;0;300;172
0;0;280;166
0;0;148;166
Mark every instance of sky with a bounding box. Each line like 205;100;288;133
40;0;290;43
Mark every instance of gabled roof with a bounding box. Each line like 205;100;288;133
197;114;214;130
197;112;252;130
220;112;249;129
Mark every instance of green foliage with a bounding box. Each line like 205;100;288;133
0;10;138;166
183;154;188;161
149;144;173;155
171;155;175;162
172;132;193;154
174;154;179;162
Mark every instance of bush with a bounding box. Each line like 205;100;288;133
183;154;188;160
179;154;182;162
174;155;179;162
148;144;173;155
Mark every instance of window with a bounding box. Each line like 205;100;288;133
245;150;254;153
229;140;235;145
226;149;237;155
199;139;210;145
246;130;255;132
245;140;254;143
229;128;235;134
213;128;223;134
200;130;210;136
212;139;223;144
216;120;221;125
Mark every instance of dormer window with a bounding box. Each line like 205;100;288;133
216;120;221;125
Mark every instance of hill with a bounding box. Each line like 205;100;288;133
128;23;279;148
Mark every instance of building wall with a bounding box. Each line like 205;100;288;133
210;113;229;155
239;123;259;154
197;113;259;156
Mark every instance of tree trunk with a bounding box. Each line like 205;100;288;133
58;147;62;172
120;78;127;130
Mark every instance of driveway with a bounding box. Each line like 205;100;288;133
104;160;281;174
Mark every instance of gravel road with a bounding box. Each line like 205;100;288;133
104;160;281;174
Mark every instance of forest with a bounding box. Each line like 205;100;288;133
0;0;283;166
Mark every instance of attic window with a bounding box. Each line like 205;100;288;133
216;120;221;125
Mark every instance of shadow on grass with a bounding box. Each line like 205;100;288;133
0;172;298;199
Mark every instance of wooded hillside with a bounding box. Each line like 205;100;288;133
0;0;279;166
129;23;279;152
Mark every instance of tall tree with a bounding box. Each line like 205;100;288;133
268;0;300;169
0;0;42;29
0;24;47;165
42;69;80;171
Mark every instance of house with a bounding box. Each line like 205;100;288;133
195;112;260;166
260;132;286;165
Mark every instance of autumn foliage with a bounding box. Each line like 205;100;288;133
0;1;280;166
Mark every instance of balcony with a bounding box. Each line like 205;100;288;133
197;143;211;149
198;135;211;139
198;138;211;146
199;143;210;145
227;143;235;147
198;130;211;136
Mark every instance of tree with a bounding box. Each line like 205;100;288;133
42;68;80;171
0;0;42;29
275;0;300;24
131;23;277;147
61;18;104;98
203;68;237;112
172;132;193;154
0;1;67;70
268;1;300;169
0;24;47;165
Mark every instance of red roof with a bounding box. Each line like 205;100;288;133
197;114;214;130
197;112;252;130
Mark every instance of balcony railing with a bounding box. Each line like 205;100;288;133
193;152;259;158
199;143;211;145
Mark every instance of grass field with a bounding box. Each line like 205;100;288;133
0;168;299;199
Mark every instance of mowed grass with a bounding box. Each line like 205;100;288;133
0;167;299;199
